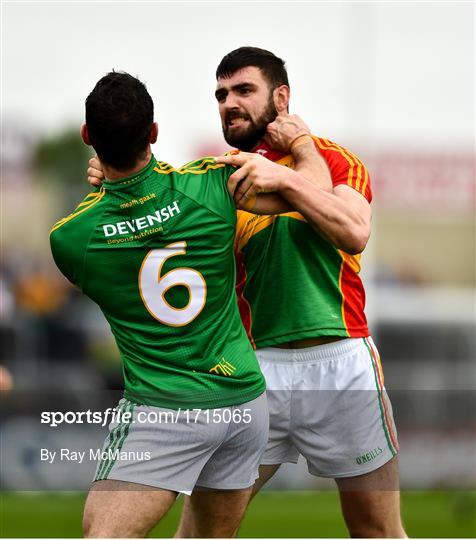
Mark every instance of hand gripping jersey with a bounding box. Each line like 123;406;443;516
50;156;265;409
235;137;372;349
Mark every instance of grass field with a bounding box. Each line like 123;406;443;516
1;490;475;538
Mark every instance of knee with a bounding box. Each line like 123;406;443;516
82;510;138;538
82;514;108;538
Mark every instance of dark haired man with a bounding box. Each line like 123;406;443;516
179;47;407;538
50;71;311;538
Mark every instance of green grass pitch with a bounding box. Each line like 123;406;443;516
1;491;475;537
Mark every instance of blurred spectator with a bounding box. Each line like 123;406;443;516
0;365;13;392
14;264;69;316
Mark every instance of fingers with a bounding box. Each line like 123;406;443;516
87;156;105;186
214;152;254;167
88;176;103;187
234;178;253;203
229;173;262;208
87;166;104;186
264;114;311;153
87;166;104;180
223;154;264;198
236;182;260;209
227;165;250;197
239;193;258;212
268;114;310;134
89;156;103;171
285;114;310;137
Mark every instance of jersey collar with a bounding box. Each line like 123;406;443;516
252;142;288;163
102;155;159;191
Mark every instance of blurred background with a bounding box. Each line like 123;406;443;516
1;1;475;537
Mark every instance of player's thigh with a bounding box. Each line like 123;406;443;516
186;487;253;538
336;457;406;538
252;464;281;497
83;479;177;538
175;464;281;538
292;338;399;478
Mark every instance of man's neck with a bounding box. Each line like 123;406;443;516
103;149;152;181
250;137;267;153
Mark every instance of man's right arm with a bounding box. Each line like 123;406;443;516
50;227;79;287
86;156;292;216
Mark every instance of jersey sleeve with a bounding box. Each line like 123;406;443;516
312;137;372;203
50;225;84;288
173;158;237;227
49;189;104;288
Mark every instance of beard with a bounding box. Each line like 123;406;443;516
222;97;278;151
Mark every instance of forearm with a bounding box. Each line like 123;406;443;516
241;193;293;215
280;173;370;254
291;139;333;192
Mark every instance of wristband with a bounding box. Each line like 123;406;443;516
290;134;313;152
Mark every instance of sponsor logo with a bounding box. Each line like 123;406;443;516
209;359;236;376
102;201;180;237
120;193;156;209
356;446;383;465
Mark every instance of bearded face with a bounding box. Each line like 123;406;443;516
222;94;278;151
216;67;280;152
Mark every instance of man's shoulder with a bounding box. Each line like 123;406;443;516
50;188;107;242
49;189;108;286
174;156;229;178
312;136;365;164
254;135;371;202
311;136;371;201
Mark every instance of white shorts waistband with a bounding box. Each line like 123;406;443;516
256;337;372;363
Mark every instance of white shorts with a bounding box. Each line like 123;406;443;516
93;392;268;494
257;337;399;478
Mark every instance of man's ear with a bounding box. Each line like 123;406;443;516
150;122;159;144
273;85;290;115
80;124;91;145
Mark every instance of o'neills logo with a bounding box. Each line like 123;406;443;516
102;201;180;237
356;446;383;465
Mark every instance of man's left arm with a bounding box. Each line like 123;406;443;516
217;150;370;254
219;113;371;254
267;115;371;254
279;165;371;255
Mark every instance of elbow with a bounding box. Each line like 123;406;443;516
344;240;367;255
339;227;370;255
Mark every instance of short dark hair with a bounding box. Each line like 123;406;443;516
85;71;153;171
216;47;289;89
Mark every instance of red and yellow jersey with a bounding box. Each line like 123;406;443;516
235;136;371;349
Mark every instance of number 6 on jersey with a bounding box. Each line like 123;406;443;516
139;241;207;327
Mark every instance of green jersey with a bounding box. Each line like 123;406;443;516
50;156;265;409
235;138;371;348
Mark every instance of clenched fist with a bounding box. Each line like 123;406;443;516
264;114;311;153
87;156;105;187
